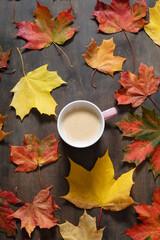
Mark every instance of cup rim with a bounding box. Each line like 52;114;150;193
57;100;105;148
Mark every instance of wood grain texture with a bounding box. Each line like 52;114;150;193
0;0;160;239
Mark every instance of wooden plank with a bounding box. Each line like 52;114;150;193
0;0;159;239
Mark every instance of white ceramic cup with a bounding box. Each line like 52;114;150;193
57;100;117;148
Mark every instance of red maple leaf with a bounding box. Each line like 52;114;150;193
15;1;77;49
0;46;11;79
114;63;160;107
10;134;61;172
116;106;160;178
92;0;148;34
92;0;148;64
0;189;21;237
12;187;59;237
124;187;160;240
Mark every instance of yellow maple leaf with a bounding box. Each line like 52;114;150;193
63;150;136;211
59;210;105;240
144;0;160;46
10;64;66;120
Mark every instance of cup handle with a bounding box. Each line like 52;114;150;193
102;107;117;120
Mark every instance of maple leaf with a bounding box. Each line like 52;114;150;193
93;0;148;34
62;150;136;211
0;114;12;141
10;64;66;120
0;189;21;237
10;134;61;172
82;38;126;88
114;63;160;107
15;1;77;50
0;46;11;69
124;187;160;240
59;210;105;240
116;106;160;177
12;187;59;237
92;0;148;64
0;46;11;79
144;0;160;46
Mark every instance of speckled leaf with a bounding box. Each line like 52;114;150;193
0;189;21;237
12;187;59;237
15;1;78;49
93;0;148;34
124;187;160;240
10;134;61;172
115;63;160;107
116;106;160;177
0;114;12;141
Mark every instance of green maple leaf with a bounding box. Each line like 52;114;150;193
117;106;160;178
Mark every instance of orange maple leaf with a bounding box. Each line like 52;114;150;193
12;187;59;237
0;114;12;141
82;38;126;88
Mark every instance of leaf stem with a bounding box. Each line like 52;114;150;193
100;9;135;65
53;42;73;67
17;47;26;76
148;96;160;107
12;0;15;23
15;187;29;203
122;30;135;65
38;166;47;187
69;0;77;14
91;68;97;89
97;207;103;230
0;68;15;74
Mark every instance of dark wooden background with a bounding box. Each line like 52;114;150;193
0;0;160;239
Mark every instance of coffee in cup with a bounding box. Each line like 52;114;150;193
57;100;117;148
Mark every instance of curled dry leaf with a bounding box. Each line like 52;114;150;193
62;150;136;211
10;134;61;172
124;187;160;240
59;210;105;240
115;63;160;107
0;114;12;141
12;187;59;237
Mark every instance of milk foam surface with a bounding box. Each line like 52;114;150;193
61;107;101;144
